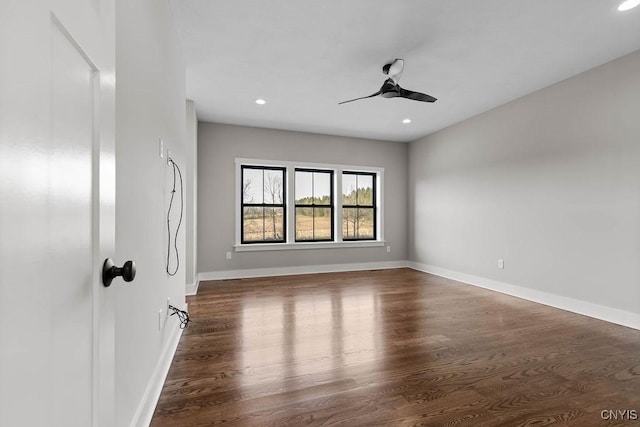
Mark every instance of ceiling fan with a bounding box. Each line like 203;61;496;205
339;59;437;105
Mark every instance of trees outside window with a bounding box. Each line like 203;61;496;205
241;166;286;243
295;169;333;241
237;161;380;247
342;172;376;240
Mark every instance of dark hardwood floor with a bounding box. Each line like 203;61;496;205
151;268;640;426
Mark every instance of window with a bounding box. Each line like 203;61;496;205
342;172;376;240
241;166;286;243
235;159;383;250
295;169;333;242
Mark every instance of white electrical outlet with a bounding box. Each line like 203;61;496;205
158;309;163;330
498;259;504;269
386;246;391;253
226;251;232;260
166;298;171;316
159;138;164;158
166;149;172;165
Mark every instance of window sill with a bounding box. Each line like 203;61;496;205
234;240;385;252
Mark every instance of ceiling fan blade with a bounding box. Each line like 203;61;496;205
338;90;382;105
387;59;404;83
398;86;437;103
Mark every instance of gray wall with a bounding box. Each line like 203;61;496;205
115;0;186;424
408;49;640;314
198;123;408;273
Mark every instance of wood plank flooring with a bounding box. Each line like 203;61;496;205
151;268;640;426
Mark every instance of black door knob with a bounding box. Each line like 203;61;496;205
102;258;136;287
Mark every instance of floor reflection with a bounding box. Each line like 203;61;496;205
240;296;285;386
240;285;384;387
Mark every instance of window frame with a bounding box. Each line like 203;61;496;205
240;165;287;244
235;158;385;252
341;171;377;241
294;168;334;242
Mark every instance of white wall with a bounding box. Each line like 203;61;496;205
408;49;640;321
115;0;186;425
185;100;198;292
198;123;408;275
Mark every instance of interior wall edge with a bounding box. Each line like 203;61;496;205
185;280;199;296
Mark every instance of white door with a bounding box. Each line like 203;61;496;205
0;0;116;426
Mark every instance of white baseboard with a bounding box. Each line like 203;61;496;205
196;259;640;330
198;260;409;282
185;280;199;296
130;321;183;427
129;260;638;426
408;261;640;331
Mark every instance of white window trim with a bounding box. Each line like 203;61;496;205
235;157;385;251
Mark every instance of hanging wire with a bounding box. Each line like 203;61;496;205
166;157;184;276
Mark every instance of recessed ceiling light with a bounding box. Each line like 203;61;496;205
255;99;266;105
402;118;411;124
618;0;640;11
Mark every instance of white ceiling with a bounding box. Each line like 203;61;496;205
169;0;640;142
